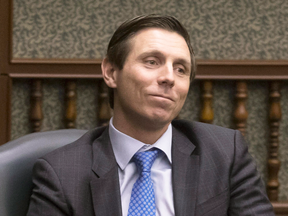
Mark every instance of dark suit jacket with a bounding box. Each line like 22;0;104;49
27;120;275;216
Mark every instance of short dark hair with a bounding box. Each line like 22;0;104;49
105;14;196;109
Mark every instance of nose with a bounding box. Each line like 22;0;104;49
157;64;175;87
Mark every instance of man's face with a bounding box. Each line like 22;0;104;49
112;28;191;130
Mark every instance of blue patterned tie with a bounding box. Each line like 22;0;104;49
127;149;160;216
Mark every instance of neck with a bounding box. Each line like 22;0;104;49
112;115;170;144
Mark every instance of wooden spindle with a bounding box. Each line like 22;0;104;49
234;81;248;136
98;81;112;126
30;79;43;132
267;81;282;201
200;80;213;124
65;80;77;128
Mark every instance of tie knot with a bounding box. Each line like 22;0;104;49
133;149;160;173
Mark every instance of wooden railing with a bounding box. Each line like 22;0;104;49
16;74;287;211
200;79;283;204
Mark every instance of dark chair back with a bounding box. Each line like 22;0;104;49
0;129;87;216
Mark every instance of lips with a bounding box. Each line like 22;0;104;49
150;94;174;102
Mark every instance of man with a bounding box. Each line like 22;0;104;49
27;15;275;216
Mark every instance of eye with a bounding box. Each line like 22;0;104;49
175;66;186;74
177;68;185;73
147;60;157;65
143;58;160;68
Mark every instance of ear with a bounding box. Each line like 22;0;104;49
101;58;118;88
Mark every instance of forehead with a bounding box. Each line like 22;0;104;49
127;28;191;63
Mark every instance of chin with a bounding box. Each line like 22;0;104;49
148;112;175;126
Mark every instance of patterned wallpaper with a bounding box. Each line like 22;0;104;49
13;0;288;59
11;0;288;200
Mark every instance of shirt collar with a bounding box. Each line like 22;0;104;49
109;118;172;170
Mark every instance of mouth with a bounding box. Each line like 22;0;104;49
150;94;174;102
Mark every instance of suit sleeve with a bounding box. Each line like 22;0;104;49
26;159;70;216
228;130;275;216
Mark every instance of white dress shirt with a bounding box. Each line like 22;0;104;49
109;118;175;216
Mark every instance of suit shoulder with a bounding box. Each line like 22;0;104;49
172;119;236;138
41;126;107;163
172;120;240;152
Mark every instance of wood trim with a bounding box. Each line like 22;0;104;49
7;64;102;77
0;75;11;145
9;0;13;63
0;0;10;74
0;0;11;145
9;73;103;79
196;75;288;80
11;73;288;80
5;59;288;79
197;59;288;66
11;58;103;64
272;201;288;215
195;60;288;80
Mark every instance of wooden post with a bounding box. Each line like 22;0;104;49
65;80;77;128
98;80;112;126
0;75;11;144
234;81;248;136
30;79;43;132
200;80;213;124
267;81;281;201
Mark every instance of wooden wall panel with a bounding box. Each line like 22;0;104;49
0;75;11;145
0;0;11;145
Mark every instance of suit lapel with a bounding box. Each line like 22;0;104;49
172;126;199;216
88;124;199;216
90;127;122;216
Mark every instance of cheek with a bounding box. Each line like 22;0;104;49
118;76;145;101
178;82;190;99
124;72;153;94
